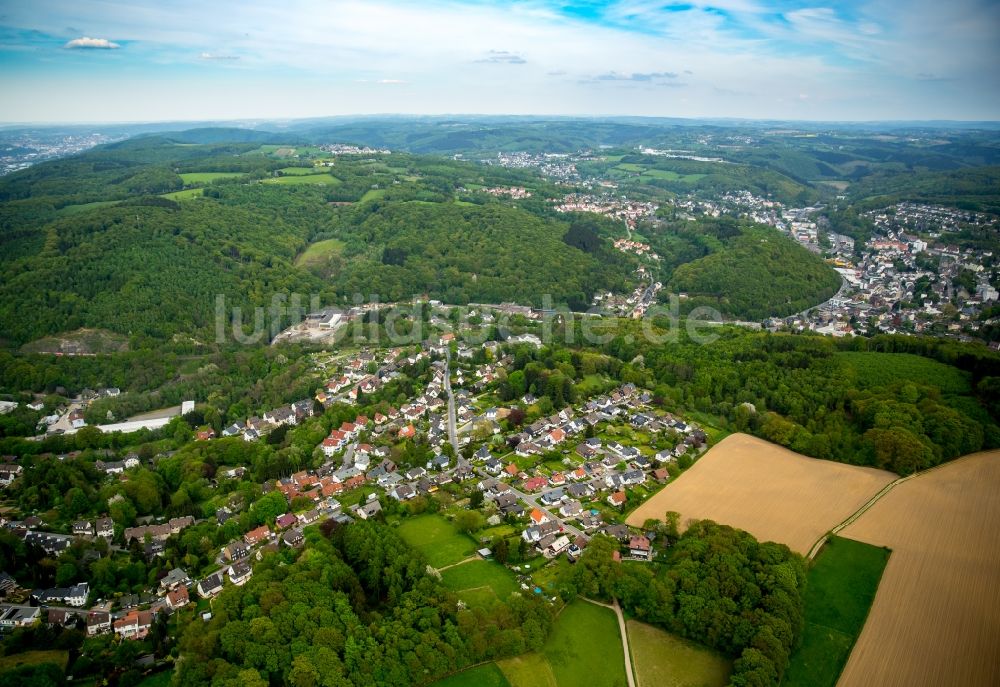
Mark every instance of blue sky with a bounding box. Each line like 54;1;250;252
0;0;997;122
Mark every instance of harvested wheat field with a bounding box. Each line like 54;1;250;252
837;450;1000;687
626;433;895;554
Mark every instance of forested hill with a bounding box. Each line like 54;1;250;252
0;138;637;346
668;225;842;319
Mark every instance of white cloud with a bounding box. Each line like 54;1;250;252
376;78;407;84
199;52;239;60
64;36;119;49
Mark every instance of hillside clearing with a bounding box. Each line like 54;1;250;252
396;514;477;568
626;620;731;687
626;433;896;554
782;537;889;687
837;450;1000;687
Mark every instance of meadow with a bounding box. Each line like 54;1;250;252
161;188;204;200
626;620;731;687
439;559;519;605
542;601;627;687
836;351;971;394
265;173;342;185
294;238;344;269
782;536;890;687
396;514;477;568
0;649;69;672
432;663;511;687
178;172;246;185
277;166;321;175
626;433;896;554
838;450;1000;687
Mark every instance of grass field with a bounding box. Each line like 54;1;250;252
178;172;245;185
56;200;120;216
294;238;344;268
431;663;511;687
397;514;477;568
441;559;519;604
627;620;731;687
161;188;204;200
626;433;896;554
136;670;174;687
360;188;386;201
265;173;342;185
641;169;706;182
782;537;889;687
0;649;69;672
277;166;320;175
837;450;1000;687
544;601;627;687
836;351;971;394
497;653;558;687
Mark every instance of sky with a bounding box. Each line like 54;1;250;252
0;0;998;123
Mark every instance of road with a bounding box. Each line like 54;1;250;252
584;597;636;687
443;350;461;459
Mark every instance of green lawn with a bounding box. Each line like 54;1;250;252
627;620;731;687
497;653;558;687
440;559;519;603
161;188;204;200
56;200;120;216
265;173;342;185
397;514;478;568
0;649;69;672
178;172;246;185
544;602;627;687
431;663;511;687
360;188;386;202
294;238;345;268
836;351;971;394
782;536;890;687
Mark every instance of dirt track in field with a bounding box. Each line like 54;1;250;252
626;433;896;554
837;450;1000;687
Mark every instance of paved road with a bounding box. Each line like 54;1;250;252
443;351;461;458
584;597;636;687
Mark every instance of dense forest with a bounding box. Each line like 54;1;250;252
666;225;842;319
498;323;1000;475
570;525;805;687
174;521;556;687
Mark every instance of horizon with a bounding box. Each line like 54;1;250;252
1;1;998;123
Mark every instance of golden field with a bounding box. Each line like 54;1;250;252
837;450;1000;687
626;433;895;554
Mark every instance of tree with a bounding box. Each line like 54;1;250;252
454;510;484;534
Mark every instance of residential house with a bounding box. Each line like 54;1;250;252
95;517;114;538
224;541;249;562
607;491;626;508
282;529;305;547
197;573;225;598
86;611;112;636
529;508;550;526
244;525;270;547
229;561;253;586
158;568;191;592
275;513;298;530
114;610;154;640
356;500;383;520
0;605;39;628
72;520;94;537
166;586;189;609
629;535;651;559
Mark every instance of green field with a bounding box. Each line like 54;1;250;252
178;172;246;185
431;663;511;687
278;166;321;175
616;163;646;172
161;188;205;200
294;238;344;269
56;200;120;216
544;602;627;687
0;649;69;672
641;169;706;182
360;188;386;202
497;653;558;687
782;536;890;687
136;670;174;687
440;559;519;604
265;173;342;185
836;351;971;394
627;620;731;687
397;514;477;568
